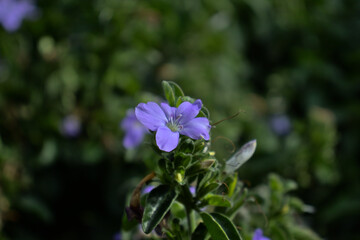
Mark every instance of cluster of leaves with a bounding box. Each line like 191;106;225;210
121;82;320;240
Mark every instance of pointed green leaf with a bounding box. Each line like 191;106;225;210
226;188;248;217
186;163;207;177
200;194;231;208
200;212;242;240
197;182;220;199
167;81;185;98
228;173;238;197
142;185;178;234
198;106;210;119
225;140;257;173
162;81;176;106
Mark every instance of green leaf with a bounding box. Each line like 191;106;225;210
198;106;210;119
142;185;178;234
170;201;186;219
197;182;220;199
226;188;248;217
289;225;322;240
200;212;242;240
167;81;185;98
191;222;208;240
162;81;176;106
178;139;195;154
225;140;257;174
186;163;207;178
162;81;185;107
228;173;238;197
200;194;231;208
174;152;192;168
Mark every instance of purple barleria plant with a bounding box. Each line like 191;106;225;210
0;0;37;32
253;229;270;240
121;110;148;149
135;99;210;152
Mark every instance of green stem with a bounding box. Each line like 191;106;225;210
227;188;248;218
181;185;194;238
186;206;192;239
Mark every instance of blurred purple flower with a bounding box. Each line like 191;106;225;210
0;0;37;32
135;100;210;152
189;186;196;195
269;114;291;136
121;110;148;149
113;233;122;240
252;229;270;240
60;115;81;138
142;185;154;194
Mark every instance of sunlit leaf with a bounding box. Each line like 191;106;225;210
200;212;242;240
200;194;231;208
225;140;257;173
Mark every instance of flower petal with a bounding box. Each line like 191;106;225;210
252;229;270;240
180;117;210;140
121;110;137;129
176;99;202;124
123;126;146;149
135;102;167;131
160;102;176;120
156;126;180;152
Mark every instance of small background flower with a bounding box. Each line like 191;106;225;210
113;232;122;240
269;114;291;136
121;110;148;149
252;228;270;240
0;0;37;32
60;115;81;138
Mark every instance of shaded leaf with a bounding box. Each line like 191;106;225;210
167;81;185;98
162;81;176;106
191;222;208;240
142;185;178;234
197;182;220;199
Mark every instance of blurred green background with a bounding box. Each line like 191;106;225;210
0;0;359;239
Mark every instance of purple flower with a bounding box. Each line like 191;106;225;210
189;186;196;195
269;114;291;136
0;0;37;32
113;233;122;240
142;185;155;194
252;229;270;240
135;100;210;152
60;115;81;138
121;110;148;149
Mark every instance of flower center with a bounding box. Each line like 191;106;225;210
166;114;183;132
167;122;180;132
